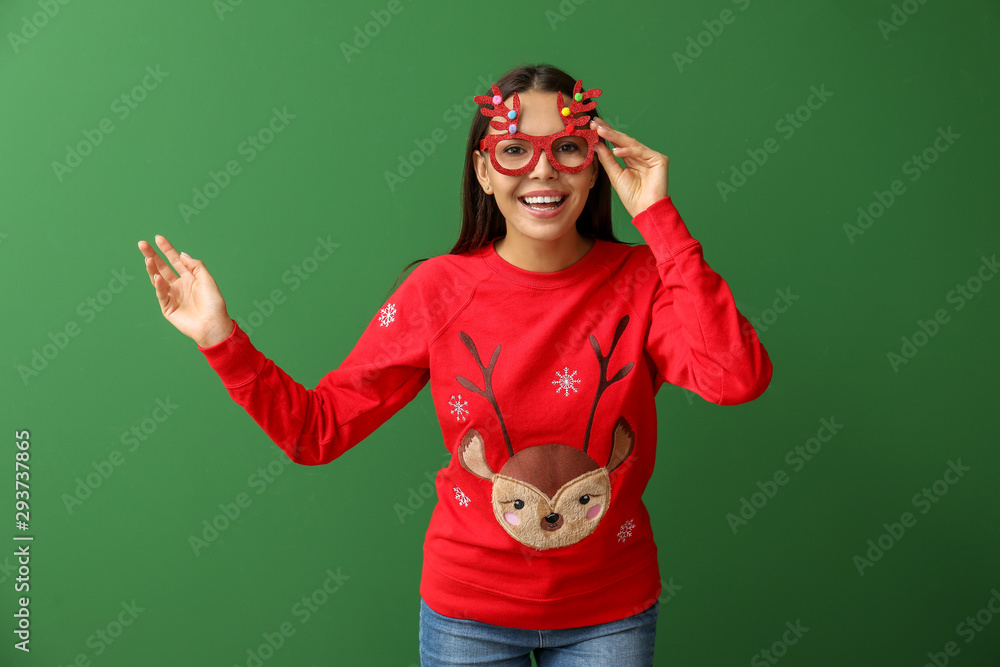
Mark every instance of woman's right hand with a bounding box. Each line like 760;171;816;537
137;235;234;348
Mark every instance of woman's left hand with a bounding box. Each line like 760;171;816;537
590;118;669;219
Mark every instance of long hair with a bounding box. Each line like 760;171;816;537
384;62;629;299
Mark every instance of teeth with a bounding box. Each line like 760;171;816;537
522;195;565;204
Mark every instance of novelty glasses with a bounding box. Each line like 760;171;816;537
474;79;603;176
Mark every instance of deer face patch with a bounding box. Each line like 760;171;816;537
455;315;635;551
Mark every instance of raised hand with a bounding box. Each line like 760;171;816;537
137;235;234;348
590;118;670;219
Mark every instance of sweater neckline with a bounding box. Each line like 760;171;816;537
481;235;602;288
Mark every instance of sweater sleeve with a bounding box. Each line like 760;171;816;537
197;262;434;465
630;196;773;405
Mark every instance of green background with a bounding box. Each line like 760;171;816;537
2;0;999;664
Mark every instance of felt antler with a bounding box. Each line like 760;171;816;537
558;80;603;133
456;332;515;458
473;84;521;134
582;315;633;454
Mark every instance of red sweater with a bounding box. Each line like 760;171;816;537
198;196;772;629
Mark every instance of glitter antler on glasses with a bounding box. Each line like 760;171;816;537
474;79;604;175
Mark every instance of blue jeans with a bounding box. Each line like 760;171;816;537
418;598;659;666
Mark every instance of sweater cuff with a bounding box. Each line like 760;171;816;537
630;196;700;259
197;319;266;388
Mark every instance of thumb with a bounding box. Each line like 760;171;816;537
595;141;623;183
178;251;205;276
178;251;221;291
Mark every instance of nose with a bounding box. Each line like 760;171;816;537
528;148;559;178
545;513;560;524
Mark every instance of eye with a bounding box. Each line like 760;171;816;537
579;495;590;505
555;141;580;153
513;499;524;510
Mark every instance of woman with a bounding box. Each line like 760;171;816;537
138;63;773;666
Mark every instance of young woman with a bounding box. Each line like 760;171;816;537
138;63;773;666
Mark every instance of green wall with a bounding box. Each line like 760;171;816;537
2;0;998;664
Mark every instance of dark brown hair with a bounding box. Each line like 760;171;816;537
384;62;629;299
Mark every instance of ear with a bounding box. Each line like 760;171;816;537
458;428;495;480
472;148;492;193
606;416;635;473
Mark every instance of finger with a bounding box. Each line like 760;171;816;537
591;119;640;148
154;234;192;278
610;145;643;159
138;241;158;287
140;240;179;287
594;141;624;184
177;251;214;286
148;264;173;312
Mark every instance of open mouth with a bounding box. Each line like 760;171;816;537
519;195;567;212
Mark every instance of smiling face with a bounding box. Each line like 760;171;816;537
473;89;600;247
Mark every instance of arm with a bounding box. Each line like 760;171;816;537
631;196;773;405
198;314;430;466
138;234;432;464
198;262;435;465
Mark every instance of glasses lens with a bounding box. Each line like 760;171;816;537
494;138;533;172
491;135;593;173
550;135;590;169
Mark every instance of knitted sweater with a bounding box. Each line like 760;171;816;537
198;195;773;629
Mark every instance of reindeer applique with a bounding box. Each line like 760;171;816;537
455;314;636;550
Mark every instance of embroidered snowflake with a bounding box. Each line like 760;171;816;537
618;519;635;543
378;303;396;327
449;394;468;421
453;486;471;507
552;366;581;396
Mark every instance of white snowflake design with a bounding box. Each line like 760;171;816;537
453;486;471;507
618;519;635;543
449;394;469;421
378;303;396;327
552;366;581;397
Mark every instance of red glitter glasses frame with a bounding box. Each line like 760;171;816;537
474;80;603;177
479;130;599;176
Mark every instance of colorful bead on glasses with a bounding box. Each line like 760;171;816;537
474;79;603;136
